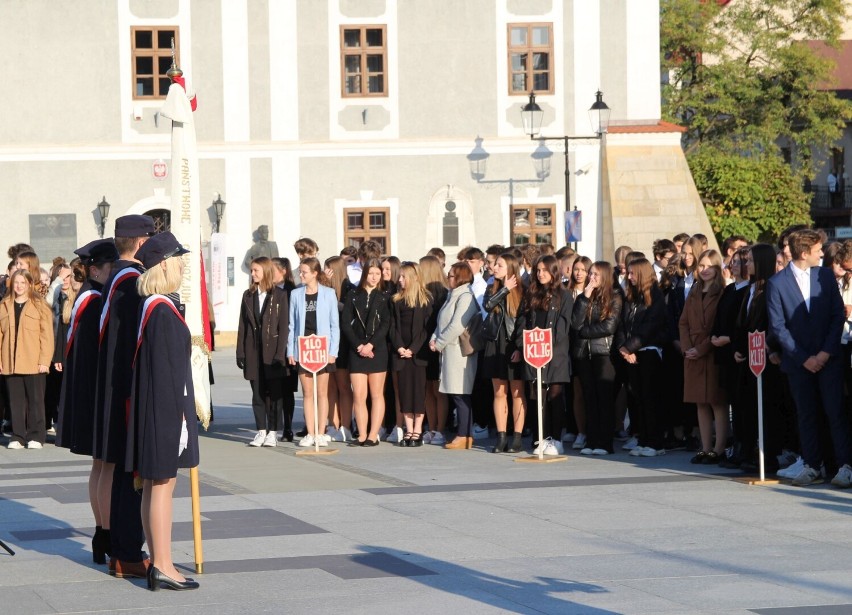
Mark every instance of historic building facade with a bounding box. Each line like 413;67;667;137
0;0;712;334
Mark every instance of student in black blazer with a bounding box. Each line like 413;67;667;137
390;263;433;446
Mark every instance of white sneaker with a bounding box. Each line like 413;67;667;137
592;448;609;456
327;427;343;442
622;436;639;450
316;434;330;447
7;441;24;450
791;464;823;486
777;457;804;479
572;434;587;450
262;431;277;447
472;424;489;440
831;464;852;488
27;441;43;449
249;430;267;447
422;431;433;444
387;426;404;443
561;431;577;443
580;447;594;456
430;431;446;445
629;446;645;457
46;427;56;436
542;440;562;456
535;437;561;455
339;426;353;442
640;447;665;457
298;434;315;447
276;430;284;440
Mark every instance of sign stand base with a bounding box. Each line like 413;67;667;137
732;476;780;486
295;448;340;457
514;455;568;464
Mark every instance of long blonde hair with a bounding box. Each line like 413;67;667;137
418;255;447;288
393;263;431;308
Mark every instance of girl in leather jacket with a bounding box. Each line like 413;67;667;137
571;261;622;454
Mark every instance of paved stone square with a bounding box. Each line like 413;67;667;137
1;347;852;614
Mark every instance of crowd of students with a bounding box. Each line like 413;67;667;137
233;229;852;489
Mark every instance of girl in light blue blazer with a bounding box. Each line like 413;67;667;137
287;258;340;447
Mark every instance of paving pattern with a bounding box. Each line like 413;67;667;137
2;347;852;614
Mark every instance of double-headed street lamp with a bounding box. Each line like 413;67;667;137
521;91;610;246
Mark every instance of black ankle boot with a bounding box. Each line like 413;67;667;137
492;432;508;453
507;432;523;453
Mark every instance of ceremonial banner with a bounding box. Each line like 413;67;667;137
160;79;201;336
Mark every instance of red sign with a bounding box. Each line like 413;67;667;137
298;335;329;374
523;328;553;370
152;159;168;180
748;331;766;377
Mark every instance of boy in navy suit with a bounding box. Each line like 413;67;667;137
767;229;852;487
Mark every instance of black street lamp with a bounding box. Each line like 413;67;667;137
212;193;226;233
521;91;610;246
97;196;111;238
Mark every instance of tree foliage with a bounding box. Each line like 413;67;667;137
691;147;812;243
661;0;852;242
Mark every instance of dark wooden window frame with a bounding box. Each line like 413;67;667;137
510;204;556;247
340;25;388;98
132;26;180;100
343;206;391;253
507;23;554;95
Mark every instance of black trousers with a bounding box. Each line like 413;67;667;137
44;365;62;428
627;350;664;449
251;377;282;432
7;373;46;445
110;466;146;562
577;355;616;452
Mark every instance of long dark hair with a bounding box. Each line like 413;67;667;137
526;255;562;312
750;244;776;298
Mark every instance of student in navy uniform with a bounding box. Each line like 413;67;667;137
126;231;200;591
94;214;155;579
55;240;119;564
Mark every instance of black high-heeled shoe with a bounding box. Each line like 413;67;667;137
507;432;523;453
148;566;199;591
492;432;508;453
92;527;105;565
92;527;111;565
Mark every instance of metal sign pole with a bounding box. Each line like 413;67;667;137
757;373;765;483
536;367;544;460
313;372;320;452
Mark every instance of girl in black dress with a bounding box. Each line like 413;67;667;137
419;255;449;444
482;253;525;453
342;259;391;446
390;263;432;446
126;232;199;591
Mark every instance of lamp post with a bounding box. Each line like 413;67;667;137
521;91;610;247
97;196;111;238
212;193;226;233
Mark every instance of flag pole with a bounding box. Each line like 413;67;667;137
164;39;205;573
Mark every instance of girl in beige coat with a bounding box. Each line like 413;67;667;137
0;269;54;448
679;250;727;464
